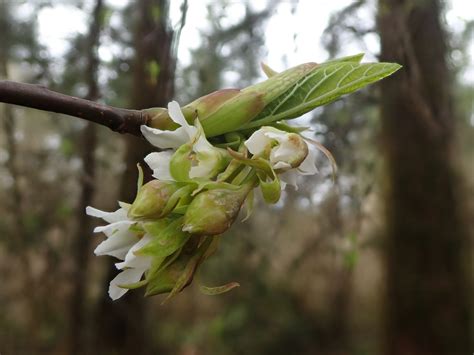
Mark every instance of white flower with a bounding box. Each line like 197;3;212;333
86;206;137;259
279;148;318;189
244;126;318;189
141;101;197;149
141;101;227;181
109;234;152;300
86;205;152;300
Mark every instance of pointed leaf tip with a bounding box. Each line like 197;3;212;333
261;62;279;78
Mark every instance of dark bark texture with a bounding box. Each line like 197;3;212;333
379;0;472;354
0;80;147;135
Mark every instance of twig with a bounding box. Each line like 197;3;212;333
0;80;149;136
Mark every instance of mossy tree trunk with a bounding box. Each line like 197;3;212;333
378;0;471;354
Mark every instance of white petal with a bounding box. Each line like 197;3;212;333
94;227;137;259
189;135;220;179
93;220;134;235
270;143;297;166
168;101;197;139
115;234;153;270
280;170;299;190
245;129;271;155
86;206;128;223
144;151;174;181
189;161;214;178
264;129;287;142
141;125;189;149
192;131;214;153
108;268;146;301
298;148;318;175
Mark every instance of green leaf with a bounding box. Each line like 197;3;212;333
199;282;240;295
243;61;402;129
321;53;365;65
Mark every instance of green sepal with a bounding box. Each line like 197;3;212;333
183;183;253;236
227;148;273;176
117;278;148;290
137;217;190;258
221;132;245;149
217;158;244;183
162;236;214;303
136;164;144;191
226;148;280;203
271;122;309;133
169;143;193;181
257;170;281;204
145;247;182;286
160;184;195;216
191;180;241;197
241;188;254;222
199;282;240;296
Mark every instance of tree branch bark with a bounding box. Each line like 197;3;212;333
0;80;149;136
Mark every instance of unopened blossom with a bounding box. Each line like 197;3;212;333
244;126;318;189
128;180;180;220
183;182;254;236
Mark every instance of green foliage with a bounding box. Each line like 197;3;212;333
244;60;401;129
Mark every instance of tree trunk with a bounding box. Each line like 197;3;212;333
67;2;103;354
378;0;472;354
92;1;175;354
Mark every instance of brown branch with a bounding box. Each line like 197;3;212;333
0;80;149;136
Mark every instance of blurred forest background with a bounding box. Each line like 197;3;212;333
0;0;472;354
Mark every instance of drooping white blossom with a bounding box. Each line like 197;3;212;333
109;234;153;300
86;205;152;300
244;126;318;189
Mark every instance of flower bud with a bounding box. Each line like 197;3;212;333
128;180;180;220
271;133;308;169
185;89;265;138
183;184;253;236
244;127;309;171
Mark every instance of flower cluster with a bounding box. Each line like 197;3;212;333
86;54;400;300
88;101;319;301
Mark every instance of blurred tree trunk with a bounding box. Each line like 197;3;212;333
0;3;39;352
67;0;103;354
92;1;175;354
378;0;471;354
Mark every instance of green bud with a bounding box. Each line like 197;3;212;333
183;183;253;236
186;90;265;138
128;180;180;220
